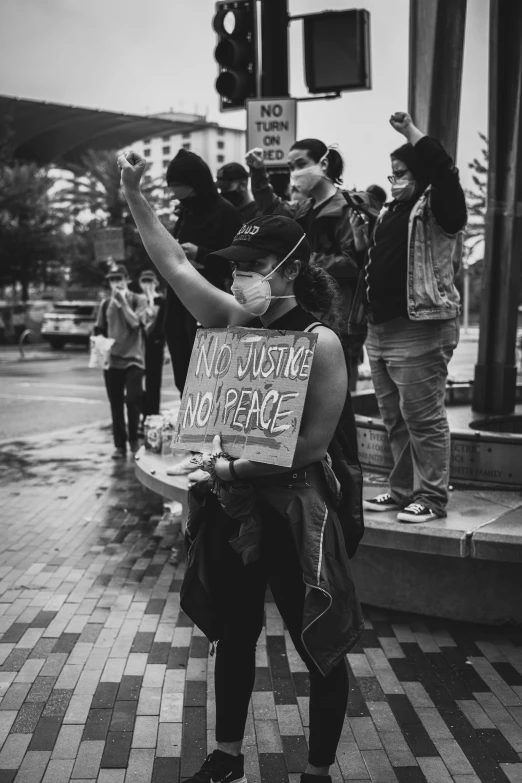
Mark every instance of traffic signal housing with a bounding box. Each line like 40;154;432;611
303;9;371;94
213;0;257;111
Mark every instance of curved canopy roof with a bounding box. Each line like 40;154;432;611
0;95;209;166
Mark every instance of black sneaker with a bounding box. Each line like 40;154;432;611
185;749;246;782
362;492;399;512
397;503;437;523
111;447;126;460
301;775;332;783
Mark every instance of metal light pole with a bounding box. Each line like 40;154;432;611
472;0;522;415
260;0;289;98
408;0;467;160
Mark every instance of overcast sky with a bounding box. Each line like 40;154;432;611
0;0;488;191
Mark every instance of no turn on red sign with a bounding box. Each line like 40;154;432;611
246;98;297;168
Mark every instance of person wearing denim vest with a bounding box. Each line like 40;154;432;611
360;112;467;524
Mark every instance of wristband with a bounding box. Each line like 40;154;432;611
228;460;240;482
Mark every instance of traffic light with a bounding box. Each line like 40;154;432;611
303;9;371;94
213;0;257;111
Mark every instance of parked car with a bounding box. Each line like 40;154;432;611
41;301;100;349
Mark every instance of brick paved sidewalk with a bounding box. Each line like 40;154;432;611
0;424;521;783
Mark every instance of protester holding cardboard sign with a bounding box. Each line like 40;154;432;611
119;149;363;783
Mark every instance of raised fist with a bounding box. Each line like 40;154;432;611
245;148;265;170
117;150;147;191
389;112;413;135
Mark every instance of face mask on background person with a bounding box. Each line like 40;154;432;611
290;152;330;196
221;188;243;208
391;178;417;202
230;235;306;316
109;278;126;293
140;281;155;297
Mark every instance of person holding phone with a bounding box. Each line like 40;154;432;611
118;148;364;783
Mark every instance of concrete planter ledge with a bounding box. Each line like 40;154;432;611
135;447;522;625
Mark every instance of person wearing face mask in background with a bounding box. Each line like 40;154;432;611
360;112;467;524
216;162;260;222
95;264;151;459
246;140;379;390
139;270;166;418
164;149;243;476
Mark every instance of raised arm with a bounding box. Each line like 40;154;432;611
118;151;250;328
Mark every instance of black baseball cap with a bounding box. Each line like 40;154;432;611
216;162;249;185
206;215;311;264
105;263;128;279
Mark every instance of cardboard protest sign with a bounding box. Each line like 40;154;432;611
172;327;318;467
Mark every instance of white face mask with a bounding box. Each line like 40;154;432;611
231;235;306;316
391;178;417;202
290;153;329;196
141;282;156;296
109;279;127;293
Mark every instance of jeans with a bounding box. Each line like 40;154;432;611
212;504;349;768
104;365;144;449
366;317;459;516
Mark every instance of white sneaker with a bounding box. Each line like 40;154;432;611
397;503;438;523
166;454;198;475
187;468;209;483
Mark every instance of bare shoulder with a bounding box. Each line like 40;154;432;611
308;325;347;385
311;325;345;361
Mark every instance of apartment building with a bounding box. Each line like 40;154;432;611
129;112;246;184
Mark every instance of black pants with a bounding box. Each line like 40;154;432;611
165;303;198;395
104;365;144;448
213;506;349;768
144;338;164;417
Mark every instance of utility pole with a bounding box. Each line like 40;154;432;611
260;0;289;98
472;0;522;414
259;0;290;197
409;0;467;160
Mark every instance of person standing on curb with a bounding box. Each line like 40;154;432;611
95;264;149;459
118;147;364;783
246;139;378;390
361;112;467;523
139;270;165;418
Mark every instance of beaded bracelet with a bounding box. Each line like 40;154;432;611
208;451;232;482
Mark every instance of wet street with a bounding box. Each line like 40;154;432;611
0;336;521;782
0;347;179;442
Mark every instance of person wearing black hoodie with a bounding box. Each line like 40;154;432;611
164;149;243;396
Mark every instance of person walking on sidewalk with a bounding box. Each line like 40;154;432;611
139;270;165;418
96;264;150;459
362;112;467;523
118;148;364;783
